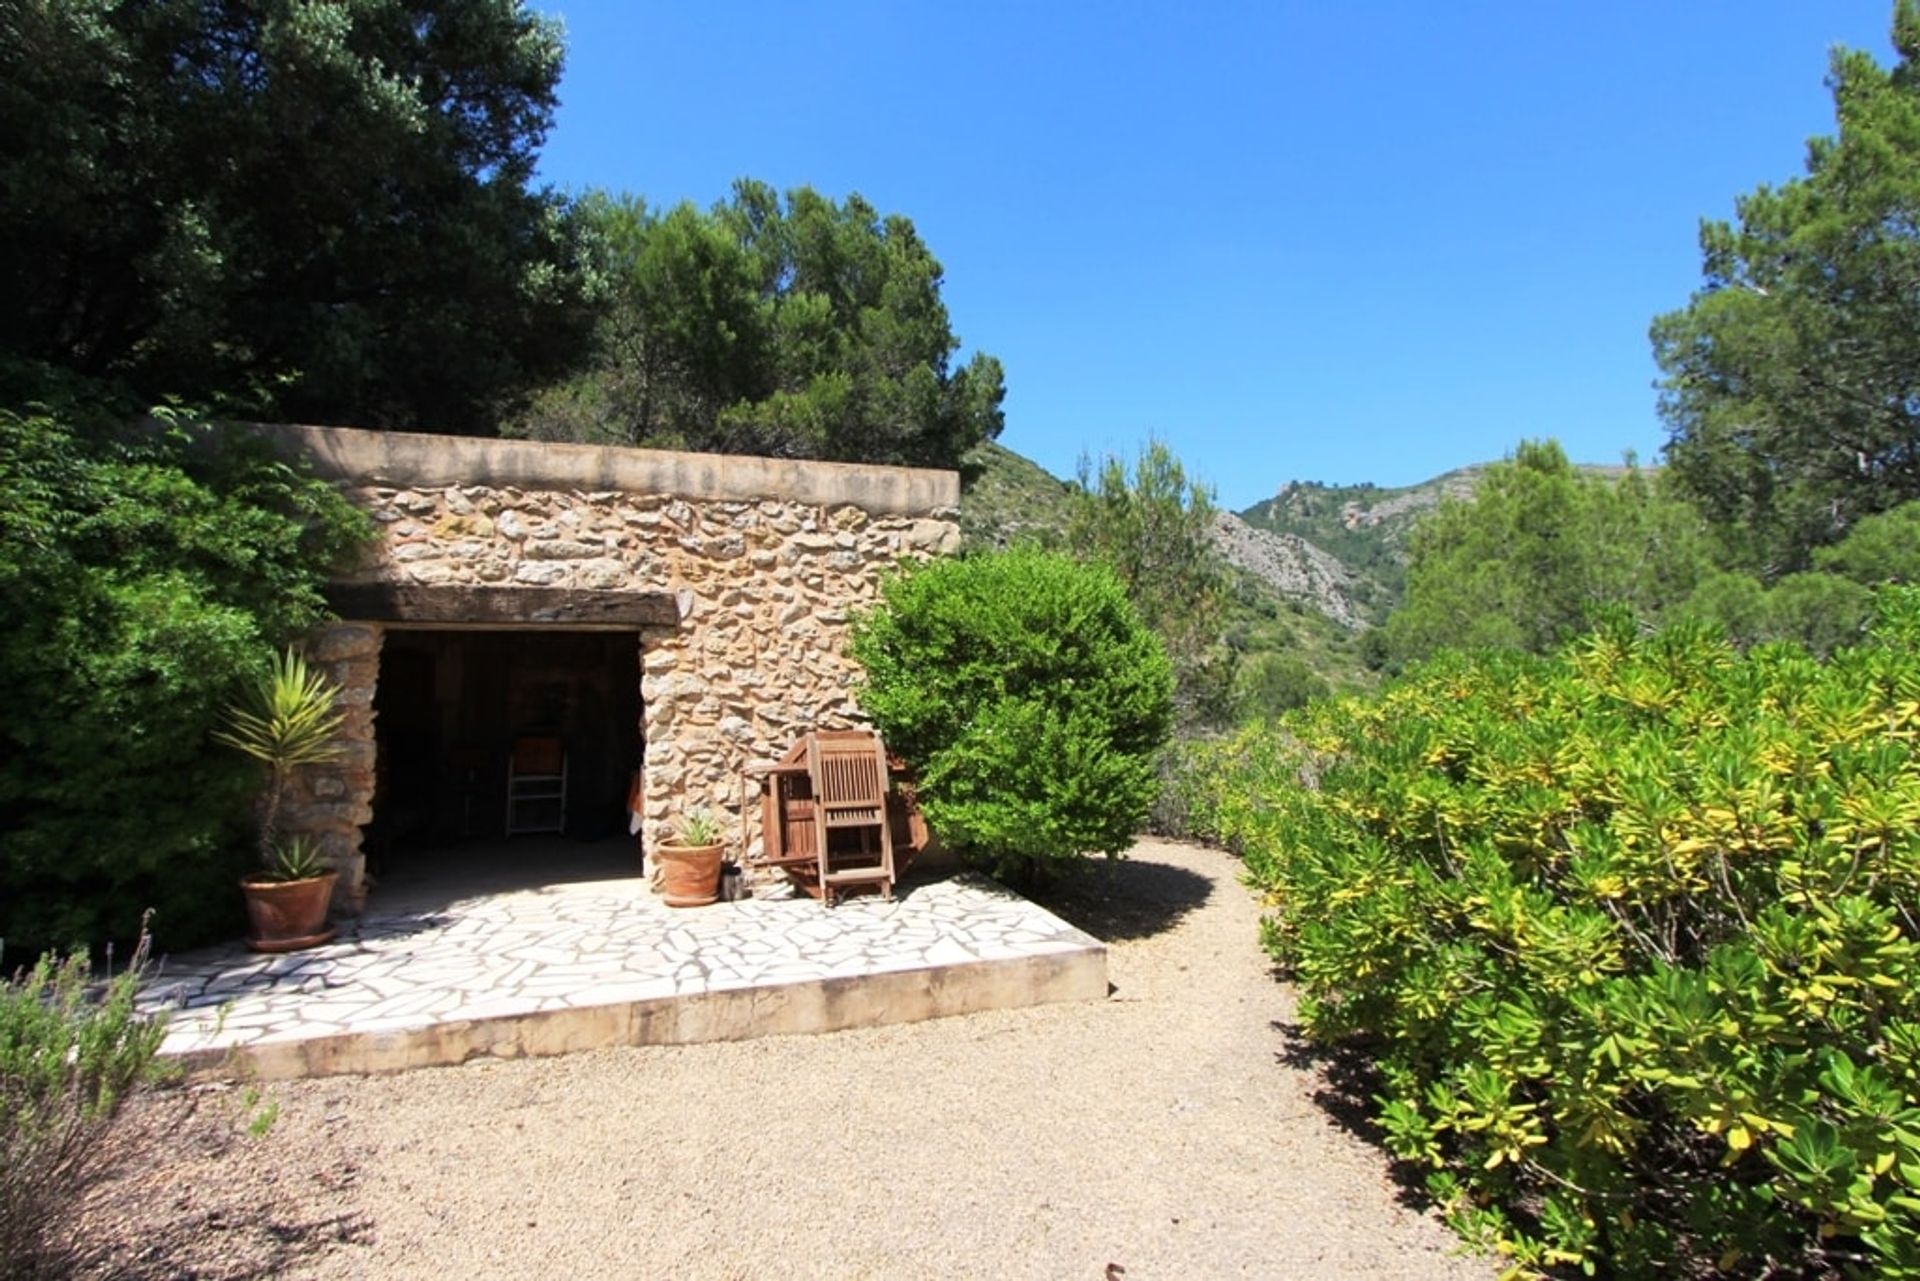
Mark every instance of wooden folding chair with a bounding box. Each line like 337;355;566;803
806;729;895;905
505;736;566;836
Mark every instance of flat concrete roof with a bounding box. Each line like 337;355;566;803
251;423;959;516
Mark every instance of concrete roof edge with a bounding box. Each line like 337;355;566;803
245;423;960;516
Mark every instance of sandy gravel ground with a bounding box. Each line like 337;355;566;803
70;838;1491;1280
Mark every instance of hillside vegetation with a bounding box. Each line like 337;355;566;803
1237;462;1637;622
1239;470;1481;609
954;441;1078;551
957;441;1383;699
956;441;1646;699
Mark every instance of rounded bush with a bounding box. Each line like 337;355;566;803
850;548;1173;880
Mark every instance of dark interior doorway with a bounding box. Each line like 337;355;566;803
368;630;644;883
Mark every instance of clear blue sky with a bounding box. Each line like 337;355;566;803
531;1;1893;511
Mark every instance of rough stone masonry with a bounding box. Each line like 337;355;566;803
260;426;961;913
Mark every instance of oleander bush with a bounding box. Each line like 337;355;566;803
1189;593;1920;1277
851;547;1174;882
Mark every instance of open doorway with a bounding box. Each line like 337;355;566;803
367;629;644;902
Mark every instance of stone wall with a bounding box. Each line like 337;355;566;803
263;427;960;912
290;623;380;912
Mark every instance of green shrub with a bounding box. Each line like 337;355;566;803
1234;651;1330;721
1358;627;1392;672
1198;592;1920;1277
0;406;370;961
1;935;170;1277
1766;571;1876;656
1814;501;1920;587
1677;569;1875;658
850;547;1174;881
1068;440;1233;728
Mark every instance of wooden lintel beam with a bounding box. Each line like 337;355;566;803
324;583;681;628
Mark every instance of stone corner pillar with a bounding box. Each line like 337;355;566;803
286;622;383;916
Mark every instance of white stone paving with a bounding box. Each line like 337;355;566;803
139;872;1100;1063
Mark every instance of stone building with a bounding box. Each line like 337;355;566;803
264;425;960;912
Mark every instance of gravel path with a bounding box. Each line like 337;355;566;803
74;839;1490;1280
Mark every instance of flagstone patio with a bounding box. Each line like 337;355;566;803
140;851;1107;1081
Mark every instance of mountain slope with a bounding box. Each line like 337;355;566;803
1211;513;1370;630
956;442;1391;633
1236;470;1486;614
955;442;1381;694
954;440;1077;550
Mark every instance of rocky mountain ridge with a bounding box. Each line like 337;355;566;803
955;443;1618;634
1209;512;1370;630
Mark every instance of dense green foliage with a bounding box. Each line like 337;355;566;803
1069;441;1234;726
1653;2;1920;573
1813;500;1920;587
1384;440;1711;665
1673;500;1920;657
0;0;594;429
1372;439;1920;669
0;407;369;959
509;183;1005;469
1;939;169;1277
1679;569;1873;659
1231;650;1330;720
1184;600;1920;1277
850;548;1173;881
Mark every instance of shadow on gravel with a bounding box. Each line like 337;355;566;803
1023;855;1214;942
75;1208;374;1281
1272;1018;1433;1211
65;1093;375;1281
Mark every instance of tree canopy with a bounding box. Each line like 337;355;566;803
1652;1;1920;572
1674;499;1920;656
1068;440;1233;726
509;182;1005;469
0;0;595;430
1384;441;1712;663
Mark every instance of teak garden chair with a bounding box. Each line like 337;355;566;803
806;729;896;905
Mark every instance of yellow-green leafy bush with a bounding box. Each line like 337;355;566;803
1192;594;1920;1277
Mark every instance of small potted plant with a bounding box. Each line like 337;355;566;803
653;810;726;907
215;647;346;951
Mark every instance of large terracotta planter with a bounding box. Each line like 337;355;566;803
240;871;338;952
654;841;724;907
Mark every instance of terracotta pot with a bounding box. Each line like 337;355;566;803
654;841;724;907
240;871;339;952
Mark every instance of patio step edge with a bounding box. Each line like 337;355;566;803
160;938;1108;1082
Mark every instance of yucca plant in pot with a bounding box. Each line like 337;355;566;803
215;647;346;951
654;810;726;907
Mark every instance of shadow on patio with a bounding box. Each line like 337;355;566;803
368;833;642;916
